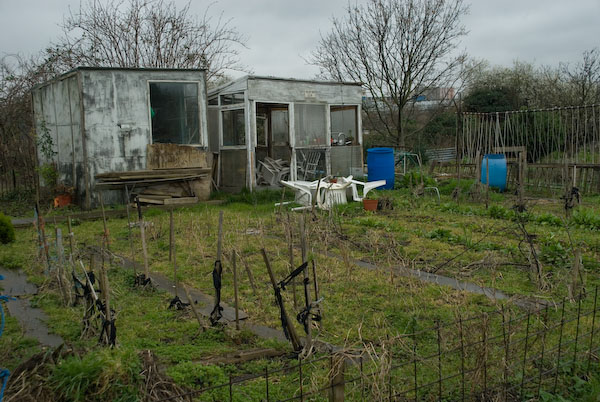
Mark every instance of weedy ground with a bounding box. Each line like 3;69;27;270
2;178;600;400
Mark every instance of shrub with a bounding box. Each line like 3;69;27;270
0;212;15;244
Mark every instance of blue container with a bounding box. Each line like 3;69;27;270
367;147;395;189
481;154;507;192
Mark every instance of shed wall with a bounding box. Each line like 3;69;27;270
81;69;208;204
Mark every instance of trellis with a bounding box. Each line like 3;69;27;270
460;104;600;193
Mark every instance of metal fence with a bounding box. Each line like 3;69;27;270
157;287;599;401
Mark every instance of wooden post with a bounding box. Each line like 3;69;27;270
67;216;75;261
287;214;298;309
261;248;302;351
241;254;258;297
136;197;150;278
300;215;312;343
183;284;206;331
124;186;136;276
55;227;69;305
169;208;174;262
233;251;240;330
99;191;110;250
217;211;224;262
329;355;346;402
312;259;322;329
173;213;178;298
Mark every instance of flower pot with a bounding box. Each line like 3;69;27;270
54;193;72;208
363;199;378;211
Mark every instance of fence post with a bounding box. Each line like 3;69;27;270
299;357;303;402
537;305;549;399
437;321;442;401
459;314;465;402
520;312;531;400
573;292;583;367
413;328;418;402
265;366;270;402
553;298;567;394
329;355;345;402
586;286;598;377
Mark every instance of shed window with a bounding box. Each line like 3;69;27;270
330;105;358;145
294;104;327;147
150;82;200;144
222;109;245;146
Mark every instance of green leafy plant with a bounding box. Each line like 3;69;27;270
0;212;16;244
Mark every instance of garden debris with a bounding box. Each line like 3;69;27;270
198;348;287;365
139;350;192;402
4;345;72;402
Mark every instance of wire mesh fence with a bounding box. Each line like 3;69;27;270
156;287;600;401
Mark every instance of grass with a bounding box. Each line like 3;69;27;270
3;182;600;399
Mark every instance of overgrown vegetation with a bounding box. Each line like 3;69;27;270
3;180;600;400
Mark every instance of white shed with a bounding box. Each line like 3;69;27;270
207;76;364;191
31;67;209;208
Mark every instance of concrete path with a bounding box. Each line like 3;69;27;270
0;267;63;347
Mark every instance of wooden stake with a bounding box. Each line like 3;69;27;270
99;191;110;250
173;214;178;298
261;248;302;351
287;213;298;309
67;216;75;261
55;227;69;305
312;259;322;330
233;251;240;330
300;215;312;343
241;254;258;298
124;187;136;276
217;211;224;262
169;208;174;262
136;197;150;277
183;284;206;331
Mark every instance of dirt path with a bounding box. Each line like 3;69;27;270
0;267;63;347
322;250;550;311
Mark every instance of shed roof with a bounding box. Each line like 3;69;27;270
208;75;363;97
32;66;207;91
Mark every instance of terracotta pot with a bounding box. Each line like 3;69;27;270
363;198;378;211
54;193;72;208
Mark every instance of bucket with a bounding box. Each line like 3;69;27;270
481;154;507;192
367;147;394;189
363;199;378;211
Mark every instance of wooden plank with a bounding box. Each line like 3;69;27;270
137;197;165;205
146;143;211;169
95;168;211;179
162;197;199;205
135;194;172;200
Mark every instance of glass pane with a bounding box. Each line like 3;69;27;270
222;109;245;146
256;114;267;147
150;82;200;145
294;104;327;147
271;109;289;145
220;92;245;105
331;106;357;145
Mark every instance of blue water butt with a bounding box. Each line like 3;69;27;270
481;154;507;192
367;147;394;189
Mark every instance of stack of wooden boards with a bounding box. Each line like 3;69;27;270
95;167;211;205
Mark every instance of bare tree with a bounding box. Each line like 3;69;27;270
311;0;469;147
48;0;247;81
561;48;600;106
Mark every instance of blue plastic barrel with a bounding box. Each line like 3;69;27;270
367;147;394;189
481;154;507;192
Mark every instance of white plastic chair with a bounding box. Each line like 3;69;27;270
338;177;387;201
316;181;351;210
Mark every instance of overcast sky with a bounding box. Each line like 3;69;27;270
1;0;599;79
